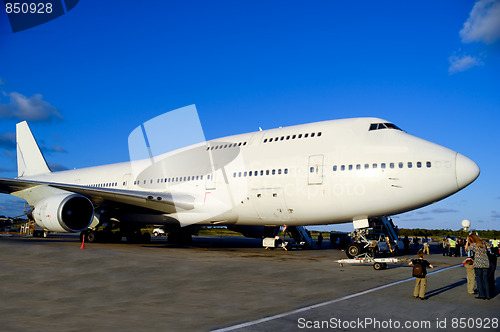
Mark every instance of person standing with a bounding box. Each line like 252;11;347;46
465;234;491;299
317;233;323;249
491;238;499;257
448;237;457;257
442;238;449;256
409;250;434;300
463;257;476;295
423;238;430;255
403;235;410;254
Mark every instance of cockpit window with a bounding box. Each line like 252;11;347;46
369;122;403;131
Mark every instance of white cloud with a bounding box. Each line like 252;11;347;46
448;54;483;74
0;91;62;121
431;208;459;214
460;0;500;44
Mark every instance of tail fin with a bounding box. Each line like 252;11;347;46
16;121;51;177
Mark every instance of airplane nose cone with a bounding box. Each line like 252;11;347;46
456;153;480;190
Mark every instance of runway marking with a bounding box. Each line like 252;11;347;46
212;264;461;332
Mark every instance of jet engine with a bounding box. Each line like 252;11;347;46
32;193;94;232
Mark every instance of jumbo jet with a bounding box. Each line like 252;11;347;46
0;106;479;245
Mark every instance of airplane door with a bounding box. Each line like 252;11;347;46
308;155;324;185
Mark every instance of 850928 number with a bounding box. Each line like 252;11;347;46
6;2;53;14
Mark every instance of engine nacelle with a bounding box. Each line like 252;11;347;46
32;193;94;232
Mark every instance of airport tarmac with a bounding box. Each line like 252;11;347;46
0;234;498;332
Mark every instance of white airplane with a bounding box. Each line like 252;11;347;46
0;108;479;245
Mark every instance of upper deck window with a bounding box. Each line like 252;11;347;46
369;123;403;131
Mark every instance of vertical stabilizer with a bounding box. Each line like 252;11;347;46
16;121;51;177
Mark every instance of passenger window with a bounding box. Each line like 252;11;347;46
310;167;314;173
417;162;422;168
305;133;309;138
381;163;386;169
266;170;270;175
333;165;337;171
373;163;377;169
280;136;284;141
278;169;282;174
207;175;211;180
224;145;228;148
399;162;403;168
260;170;264;176
233;172;236;177
284;168;288;174
311;133;315;137
286;136;290;140
292;135;296;139
348;165;353;170
356;164;361;170
318;132;322;137
365;164;369;169
390;163;395;169
268;138;273;142
244;171;247;177
298;134;302;138
249;171;252;176
238;143;242;146
238;172;242;177
272;169;276;175
426;161;431;168
341;165;345;171
408;162;412;168
243;142;247;146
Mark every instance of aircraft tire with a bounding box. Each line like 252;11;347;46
86;230;96;243
346;243;362;258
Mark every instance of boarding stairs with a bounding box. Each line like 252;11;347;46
287;226;313;248
370;217;400;244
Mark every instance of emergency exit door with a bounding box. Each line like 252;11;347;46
308;155;324;185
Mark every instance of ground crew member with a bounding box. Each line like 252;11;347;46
448;238;457;257
491;238;499;257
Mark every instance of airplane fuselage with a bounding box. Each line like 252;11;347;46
16;117;479;228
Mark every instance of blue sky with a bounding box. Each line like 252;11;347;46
0;1;499;231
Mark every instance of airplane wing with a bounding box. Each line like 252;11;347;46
0;177;195;213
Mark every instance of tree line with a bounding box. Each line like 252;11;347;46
398;228;500;239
